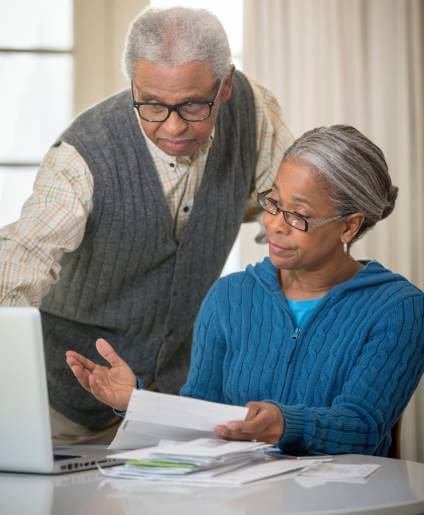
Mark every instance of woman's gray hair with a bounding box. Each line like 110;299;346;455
283;125;398;242
123;7;232;80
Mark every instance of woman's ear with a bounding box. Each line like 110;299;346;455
341;212;365;245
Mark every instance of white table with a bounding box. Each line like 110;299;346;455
1;454;424;515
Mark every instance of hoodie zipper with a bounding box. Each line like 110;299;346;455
291;327;301;342
287;326;301;362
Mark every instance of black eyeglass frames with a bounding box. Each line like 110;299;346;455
131;79;223;123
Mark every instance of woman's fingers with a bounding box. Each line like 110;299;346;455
235;410;271;434
214;403;265;438
214;402;284;444
219;408;270;436
245;403;261;421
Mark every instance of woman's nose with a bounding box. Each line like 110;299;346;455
270;212;291;234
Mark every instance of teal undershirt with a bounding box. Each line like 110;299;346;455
286;297;324;327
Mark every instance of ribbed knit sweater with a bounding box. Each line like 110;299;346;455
180;258;424;456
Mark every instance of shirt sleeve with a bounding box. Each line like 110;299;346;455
243;77;294;242
0;142;94;306
268;295;424;455
113;376;144;418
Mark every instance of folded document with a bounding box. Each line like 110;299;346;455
109;390;248;450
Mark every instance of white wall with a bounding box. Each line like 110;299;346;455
74;0;149;115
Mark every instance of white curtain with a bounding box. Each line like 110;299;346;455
243;0;424;462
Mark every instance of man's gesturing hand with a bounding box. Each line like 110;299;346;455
214;401;284;444
66;338;136;411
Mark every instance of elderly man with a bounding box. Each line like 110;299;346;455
0;7;292;444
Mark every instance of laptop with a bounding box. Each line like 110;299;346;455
0;307;122;474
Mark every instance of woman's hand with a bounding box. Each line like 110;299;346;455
66;338;136;411
214;401;284;444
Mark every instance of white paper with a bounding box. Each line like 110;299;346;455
202;459;320;485
109;390;248;450
99;458;321;485
298;463;381;482
109;438;271;461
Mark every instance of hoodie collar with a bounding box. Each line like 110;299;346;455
246;257;405;298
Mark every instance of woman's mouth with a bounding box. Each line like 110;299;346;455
269;241;296;256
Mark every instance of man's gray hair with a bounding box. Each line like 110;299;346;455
123;7;232;80
283;125;398;242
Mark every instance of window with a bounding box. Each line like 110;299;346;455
0;0;74;227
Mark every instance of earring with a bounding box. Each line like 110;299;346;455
343;242;349;254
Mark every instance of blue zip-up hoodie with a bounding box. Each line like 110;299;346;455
181;258;424;456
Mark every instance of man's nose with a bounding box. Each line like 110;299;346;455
161;111;188;136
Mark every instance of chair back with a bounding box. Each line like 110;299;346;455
388;418;402;459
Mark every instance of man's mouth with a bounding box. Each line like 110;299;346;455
161;138;193;147
158;138;196;155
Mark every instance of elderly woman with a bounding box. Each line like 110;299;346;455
66;125;423;456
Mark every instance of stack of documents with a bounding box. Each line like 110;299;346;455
101;438;322;484
103;438;270;480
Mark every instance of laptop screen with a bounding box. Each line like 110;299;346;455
0;307;54;472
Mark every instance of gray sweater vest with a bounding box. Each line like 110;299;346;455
41;71;257;429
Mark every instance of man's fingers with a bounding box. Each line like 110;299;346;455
88;374;110;403
88;374;129;411
95;339;126;368
66;350;96;372
69;364;91;392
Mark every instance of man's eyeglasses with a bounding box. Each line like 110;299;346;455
131;80;223;123
257;189;350;232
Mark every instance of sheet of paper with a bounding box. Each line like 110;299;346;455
204;459;320;485
109;390;248;450
298;463;381;481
